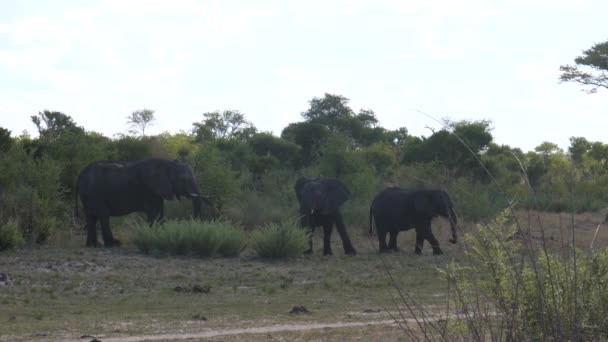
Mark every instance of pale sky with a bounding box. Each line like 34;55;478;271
0;0;606;152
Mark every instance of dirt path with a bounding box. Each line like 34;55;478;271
63;319;404;342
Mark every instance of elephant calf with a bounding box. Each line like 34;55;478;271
369;187;458;255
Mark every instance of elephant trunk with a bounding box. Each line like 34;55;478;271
448;206;458;244
191;196;202;219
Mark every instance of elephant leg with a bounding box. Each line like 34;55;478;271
388;230;399;252
334;213;356;255
425;230;443;255
322;222;333;256
85;214;99;247
414;228;425;255
304;223;315;255
100;215;120;247
377;227;390;253
146;198;163;226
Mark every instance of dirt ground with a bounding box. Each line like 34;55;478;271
1;209;607;342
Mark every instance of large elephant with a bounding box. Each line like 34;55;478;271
295;176;357;256
369;187;458;255
75;158;211;247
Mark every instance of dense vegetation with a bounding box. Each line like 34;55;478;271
1;92;608;248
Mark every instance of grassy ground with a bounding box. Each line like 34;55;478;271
1;209;607;341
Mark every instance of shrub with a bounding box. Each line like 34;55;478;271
0;145;65;244
442;209;608;341
0;221;24;251
250;220;308;258
130;220;246;258
223;191;296;230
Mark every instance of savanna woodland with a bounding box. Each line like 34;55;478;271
2;40;608;341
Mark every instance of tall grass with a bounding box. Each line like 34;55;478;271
131;220;246;257
250;220;308;258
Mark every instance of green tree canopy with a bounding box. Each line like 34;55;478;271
193;110;257;142
0;127;13;153
31;110;83;142
560;40;608;93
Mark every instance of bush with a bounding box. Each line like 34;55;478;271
131;220;246;258
0;145;65;244
0;221;24;251
442;210;608;341
223;191;296;230
250;220;308;258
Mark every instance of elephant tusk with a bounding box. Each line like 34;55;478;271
189;193;200;197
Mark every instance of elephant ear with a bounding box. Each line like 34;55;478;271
140;160;175;200
320;178;351;212
414;190;440;217
295;176;316;205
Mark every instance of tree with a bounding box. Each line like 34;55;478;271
0;127;13;153
31;110;83;142
300;93;384;148
193;110;256;142
535;141;562;156
302;93;354;129
559;40;608;93
568;136;591;165
126;109;156;136
281;122;330;166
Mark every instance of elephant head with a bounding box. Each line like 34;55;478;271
139;158;206;218
414;190;458;244
295;177;351;216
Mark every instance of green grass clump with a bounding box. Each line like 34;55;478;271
131;220;246;257
250;220;308;258
0;220;24;251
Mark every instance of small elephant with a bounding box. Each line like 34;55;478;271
369;187;457;255
75;158;212;247
295;176;357;256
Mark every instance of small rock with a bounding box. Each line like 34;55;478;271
289;305;310;314
363;309;381;313
0;273;12;286
192;314;207;321
191;285;210;294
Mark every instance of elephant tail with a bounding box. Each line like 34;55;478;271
368;199;375;235
73;182;79;220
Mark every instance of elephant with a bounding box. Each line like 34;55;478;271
75;158;211;247
295;176;357;256
369;187;458;255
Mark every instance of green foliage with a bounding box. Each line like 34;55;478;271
444;210;608;341
191;145;239;209
112;135;152;161
560;40;608;94
131;220;246;257
0;221;24;251
0;144;65;244
250;220;308;258
249;132;301;168
281;122;329;167
126;108;156;136
31;110;83;142
193;110;257;142
0;127;13;153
